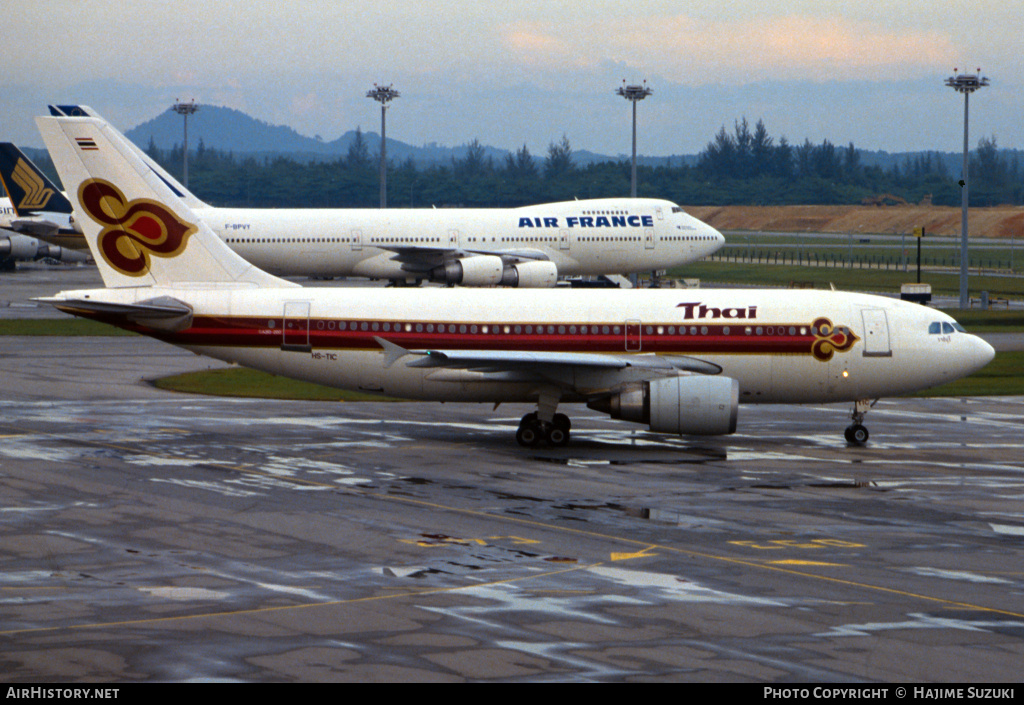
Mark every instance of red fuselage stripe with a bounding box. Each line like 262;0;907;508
80;313;847;357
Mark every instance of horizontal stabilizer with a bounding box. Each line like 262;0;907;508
8;217;61;238
36;295;194;332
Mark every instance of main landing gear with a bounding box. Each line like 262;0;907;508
516;412;571;447
844;398;876;445
515;387;572;447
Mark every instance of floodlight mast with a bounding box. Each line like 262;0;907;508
615;80;652;198
944;68;990;310
366;84;400;208
169;100;199;188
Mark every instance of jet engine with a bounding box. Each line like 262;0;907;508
36;244;90;263
431;255;503;286
588;375;739;436
0;235;41;260
500;260;558;288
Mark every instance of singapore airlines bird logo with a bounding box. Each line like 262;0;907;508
12;158;55;210
77;179;197;276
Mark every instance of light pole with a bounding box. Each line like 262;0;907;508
945;68;989;310
615;80;652;198
366;83;400;208
170;99;199;188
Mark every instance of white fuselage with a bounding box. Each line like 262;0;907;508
50;286;995;409
34;197;724;282
0;197;15;228
201;197;723;279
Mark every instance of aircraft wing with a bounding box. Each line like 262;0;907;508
380;245;550;274
375;336;721;391
8;216;61;238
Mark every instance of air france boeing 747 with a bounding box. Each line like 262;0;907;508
42;106;724;286
36;114;994;446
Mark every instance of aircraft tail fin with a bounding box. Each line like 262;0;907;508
36;115;295;290
48;105;209;210
0;142;74;216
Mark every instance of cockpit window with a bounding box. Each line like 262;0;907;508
942;322;955;334
671;206;685;213
930;321;961;335
928;322;941;334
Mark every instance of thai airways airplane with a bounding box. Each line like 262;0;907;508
44;105;724;286
36;115;995;446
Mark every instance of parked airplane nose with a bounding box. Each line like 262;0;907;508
708;225;726;253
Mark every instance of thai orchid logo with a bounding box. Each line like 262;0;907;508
78;179;197;277
811;317;859;361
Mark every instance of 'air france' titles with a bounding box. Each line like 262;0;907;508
519;215;655;228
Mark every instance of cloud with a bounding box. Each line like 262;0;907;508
499;14;956;85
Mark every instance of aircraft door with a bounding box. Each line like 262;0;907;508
351;229;362;251
860;309;892;357
625;319;642;352
282;301;312;352
645;229;655;249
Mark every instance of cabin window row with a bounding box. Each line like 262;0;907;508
226;237;350;244
310;320;627;335
224;235;712;245
301;321;824;337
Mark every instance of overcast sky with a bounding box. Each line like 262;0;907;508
3;1;1020;157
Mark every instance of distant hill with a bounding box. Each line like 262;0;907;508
127;105;324;155
124;104;517;166
121;104;697;168
30;104;1008;177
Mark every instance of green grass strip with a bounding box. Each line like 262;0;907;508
670;260;1024;301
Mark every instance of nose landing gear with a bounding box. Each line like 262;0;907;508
844;398;876;445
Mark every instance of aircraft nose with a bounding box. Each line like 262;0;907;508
707;225;725;253
966;335;996;374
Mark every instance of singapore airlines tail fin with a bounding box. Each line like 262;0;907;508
36;115;295;290
0;143;75;218
48;105;209;210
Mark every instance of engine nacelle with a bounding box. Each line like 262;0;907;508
500;260;558;288
0;235;41;260
35;245;90;263
431;255;504;286
588;375;739;436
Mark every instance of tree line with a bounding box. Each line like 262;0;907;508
131;121;1024;209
